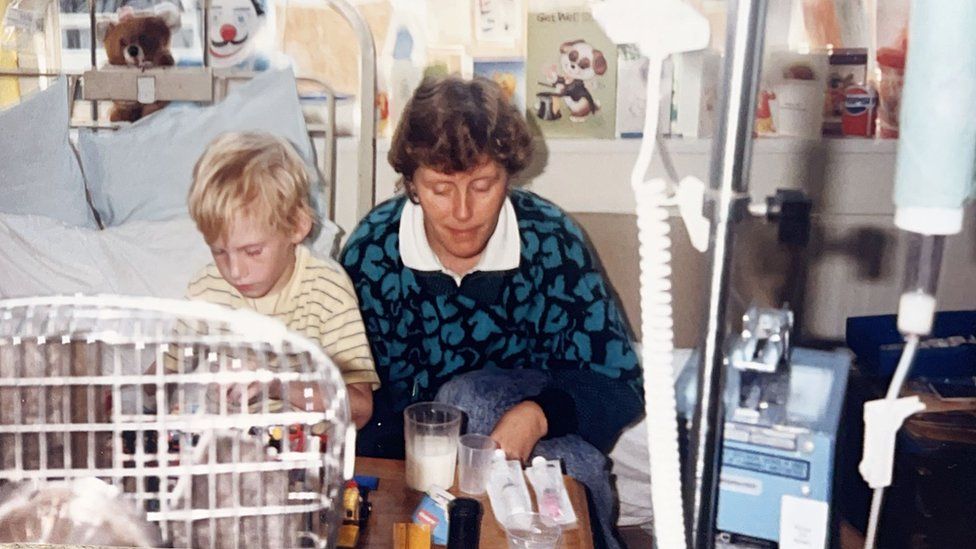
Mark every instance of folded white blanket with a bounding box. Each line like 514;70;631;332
610;348;695;528
0;212;341;300
0;214;210;299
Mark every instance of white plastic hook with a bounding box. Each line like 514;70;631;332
859;396;926;489
676;175;710;252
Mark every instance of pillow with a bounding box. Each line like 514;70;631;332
78;68;326;229
0;78;98;228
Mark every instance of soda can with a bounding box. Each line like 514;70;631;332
842;85;877;137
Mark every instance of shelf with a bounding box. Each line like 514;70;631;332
329;134;900;216
747;136;896;155
336;134;897;156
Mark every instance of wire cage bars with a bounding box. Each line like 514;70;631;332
0;294;353;548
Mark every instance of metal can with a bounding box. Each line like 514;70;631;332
842;85;877;137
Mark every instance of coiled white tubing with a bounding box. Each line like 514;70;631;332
632;54;688;549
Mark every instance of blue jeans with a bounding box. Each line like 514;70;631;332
435;369;621;549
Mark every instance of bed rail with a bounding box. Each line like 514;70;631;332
323;0;376;222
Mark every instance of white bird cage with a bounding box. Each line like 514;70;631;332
0;295;353;548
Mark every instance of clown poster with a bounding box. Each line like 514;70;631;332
526;7;616;138
207;0;271;70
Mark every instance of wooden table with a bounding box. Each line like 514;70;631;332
354;457;593;549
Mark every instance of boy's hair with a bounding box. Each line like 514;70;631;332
189;131;314;243
389;75;533;187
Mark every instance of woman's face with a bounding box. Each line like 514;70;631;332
412;159;509;271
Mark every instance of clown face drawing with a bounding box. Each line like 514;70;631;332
208;0;264;68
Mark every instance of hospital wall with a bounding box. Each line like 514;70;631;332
332;136;976;346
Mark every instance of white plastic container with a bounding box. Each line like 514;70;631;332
770;79;825;138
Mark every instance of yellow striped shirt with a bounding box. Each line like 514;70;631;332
182;245;380;388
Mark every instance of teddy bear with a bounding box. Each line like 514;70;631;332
99;2;180;122
545;39;607;122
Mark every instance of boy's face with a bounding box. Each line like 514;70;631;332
208;212;308;298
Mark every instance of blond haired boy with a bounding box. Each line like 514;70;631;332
180;131;378;428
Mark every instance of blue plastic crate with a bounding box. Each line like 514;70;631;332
845;310;976;379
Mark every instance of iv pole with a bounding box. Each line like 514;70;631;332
687;0;769;546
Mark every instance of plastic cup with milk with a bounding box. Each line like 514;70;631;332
404;402;462;492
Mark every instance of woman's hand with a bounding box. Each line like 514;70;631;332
490;400;548;463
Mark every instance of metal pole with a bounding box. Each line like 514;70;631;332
89;0;98;122
326;0;377;222
688;0;768;547
202;0;211;68
88;0;96;68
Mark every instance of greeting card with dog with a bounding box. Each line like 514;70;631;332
527;8;617;138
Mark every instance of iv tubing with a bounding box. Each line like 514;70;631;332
631;53;688;549
863;334;919;549
864;2;974;546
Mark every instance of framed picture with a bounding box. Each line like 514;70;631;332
473;58;525;113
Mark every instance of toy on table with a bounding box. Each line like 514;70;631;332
337;480;361;547
336;477;375;548
393;522;431;549
267;423;328;453
411;486;454;545
352;474;379;491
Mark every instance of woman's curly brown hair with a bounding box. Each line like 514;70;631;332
389;75;533;189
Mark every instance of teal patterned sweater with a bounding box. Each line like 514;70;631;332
340;189;643;452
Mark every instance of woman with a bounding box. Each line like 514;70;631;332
340;75;642;549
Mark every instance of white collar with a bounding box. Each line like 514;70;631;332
399;196;521;285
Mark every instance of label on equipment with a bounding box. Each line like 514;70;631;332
780;495;828;549
720;473;763;496
723;448;810;481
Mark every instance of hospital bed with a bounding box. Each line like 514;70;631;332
0;0;375;299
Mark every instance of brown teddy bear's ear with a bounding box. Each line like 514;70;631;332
153;2;182;31
95;19;113;43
